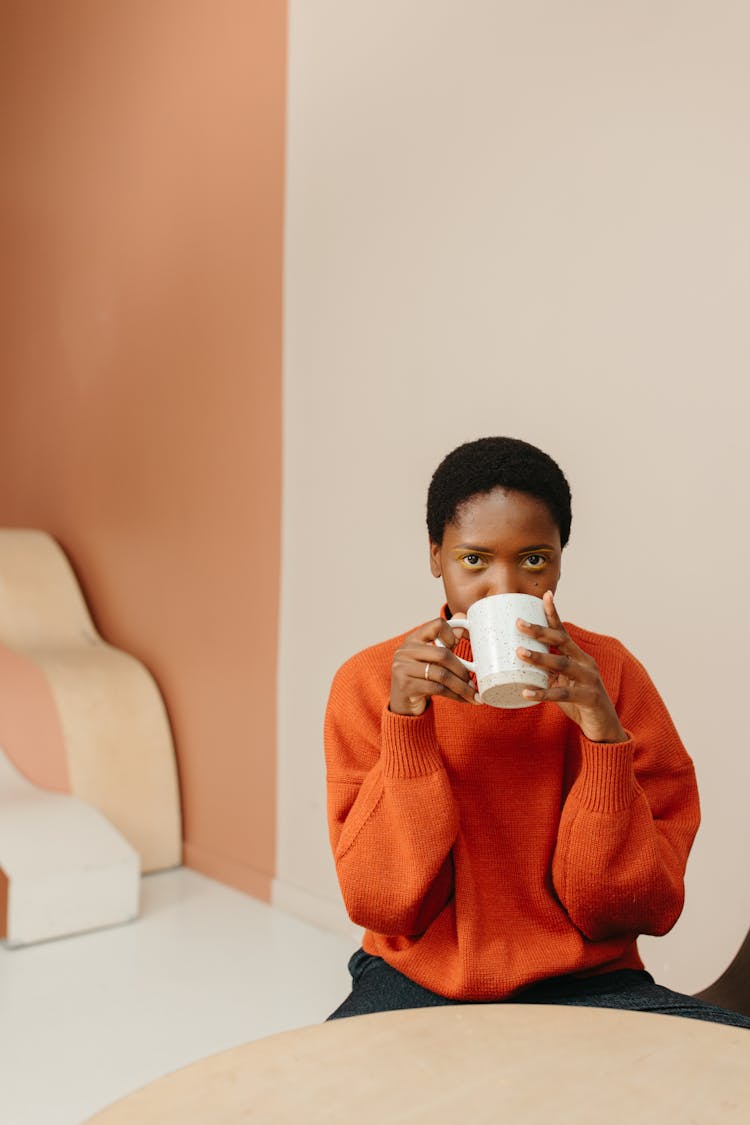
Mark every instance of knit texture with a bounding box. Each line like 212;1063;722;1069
324;618;700;1001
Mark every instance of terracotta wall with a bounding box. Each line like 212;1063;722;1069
0;0;286;898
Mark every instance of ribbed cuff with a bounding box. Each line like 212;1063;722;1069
380;706;445;779
575;734;637;812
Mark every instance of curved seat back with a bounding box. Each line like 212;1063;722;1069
0;528;181;872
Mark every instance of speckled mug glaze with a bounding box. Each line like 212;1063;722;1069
450;593;549;709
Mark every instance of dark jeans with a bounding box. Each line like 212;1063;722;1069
327;949;750;1029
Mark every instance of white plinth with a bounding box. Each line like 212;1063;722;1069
0;748;140;946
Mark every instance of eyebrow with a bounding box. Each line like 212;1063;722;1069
452;543;557;553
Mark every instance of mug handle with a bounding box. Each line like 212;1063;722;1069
434;616;476;672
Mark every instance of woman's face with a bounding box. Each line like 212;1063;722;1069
429;487;562;617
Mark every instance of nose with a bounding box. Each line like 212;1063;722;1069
482;565;524;598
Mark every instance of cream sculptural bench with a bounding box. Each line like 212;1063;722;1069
0;529;181;946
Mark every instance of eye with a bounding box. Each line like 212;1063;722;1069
460;553;486;569
522;554;548;570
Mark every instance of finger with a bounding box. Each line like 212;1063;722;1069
522;682;601;704
395;641;473;682
517;591;579;650
516;619;568;648
441;617;470;646
542;589;563;628
393;630;474;679
406;618;464;650
517;646;596;683
516;618;586;661
414;663;480;705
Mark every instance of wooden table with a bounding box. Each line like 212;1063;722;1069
86;1004;750;1123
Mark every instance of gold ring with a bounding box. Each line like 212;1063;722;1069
424;663;430;680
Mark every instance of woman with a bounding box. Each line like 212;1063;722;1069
324;436;749;1027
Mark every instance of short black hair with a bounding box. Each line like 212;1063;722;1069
426;436;572;547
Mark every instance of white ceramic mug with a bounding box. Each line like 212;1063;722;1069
447;593;550;709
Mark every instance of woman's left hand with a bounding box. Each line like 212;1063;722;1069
517;591;628;743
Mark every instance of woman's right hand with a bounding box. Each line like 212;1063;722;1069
390;618;480;716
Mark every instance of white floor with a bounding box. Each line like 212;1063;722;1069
0;868;357;1125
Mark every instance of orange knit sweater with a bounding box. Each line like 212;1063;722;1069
324;617;700;1001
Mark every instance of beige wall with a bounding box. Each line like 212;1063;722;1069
278;1;750;989
0;1;286;898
